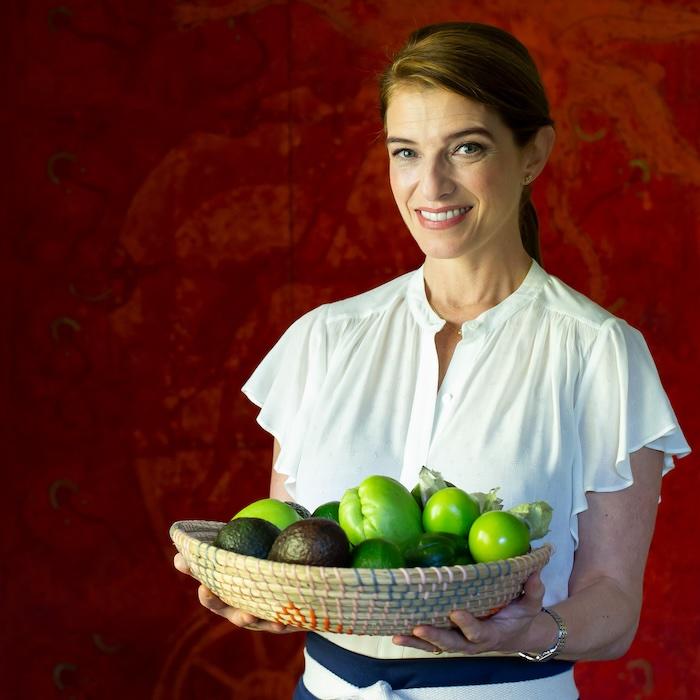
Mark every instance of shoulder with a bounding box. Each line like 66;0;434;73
538;270;616;330
278;269;416;343
318;269;416;323
537;269;654;372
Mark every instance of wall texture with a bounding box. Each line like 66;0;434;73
5;1;699;698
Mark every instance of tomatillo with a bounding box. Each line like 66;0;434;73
422;487;480;536
468;510;530;562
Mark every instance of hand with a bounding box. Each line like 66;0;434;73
173;553;298;634
392;572;546;655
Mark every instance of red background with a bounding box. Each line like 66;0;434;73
5;1;700;698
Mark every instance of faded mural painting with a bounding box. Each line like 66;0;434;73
6;1;699;698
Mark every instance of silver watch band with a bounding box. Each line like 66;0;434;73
518;606;568;662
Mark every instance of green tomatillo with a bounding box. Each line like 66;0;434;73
422;487;480;536
468;510;531;562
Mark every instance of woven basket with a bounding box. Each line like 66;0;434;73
171;519;552;636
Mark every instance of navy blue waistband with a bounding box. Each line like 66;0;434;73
305;632;575;689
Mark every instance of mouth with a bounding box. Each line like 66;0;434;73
416;206;473;229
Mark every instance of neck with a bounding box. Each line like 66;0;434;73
423;248;533;324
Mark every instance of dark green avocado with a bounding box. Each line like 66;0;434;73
268;517;350;566
285;501;312;519
213;517;281;558
403;532;458;567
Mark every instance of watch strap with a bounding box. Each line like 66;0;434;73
518;607;568;662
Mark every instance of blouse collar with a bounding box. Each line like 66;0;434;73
406;258;548;336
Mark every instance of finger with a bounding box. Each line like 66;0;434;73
223;606;296;633
173;553;191;576
232;616;294;634
391;634;442;653
524;572;545;599
198;584;229;612
411;623;487;655
197;586;255;624
197;586;294;633
445;611;490;645
518;572;545;612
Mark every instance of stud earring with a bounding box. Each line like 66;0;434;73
523;174;534;185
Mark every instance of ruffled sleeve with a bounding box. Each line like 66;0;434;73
241;305;330;496
570;317;691;545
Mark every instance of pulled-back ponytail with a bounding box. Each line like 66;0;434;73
520;197;542;264
380;22;555;264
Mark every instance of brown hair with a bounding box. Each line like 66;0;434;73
380;22;555;264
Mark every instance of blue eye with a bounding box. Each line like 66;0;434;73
392;148;416;159
455;143;484;156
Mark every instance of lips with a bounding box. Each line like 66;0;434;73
416;206;473;229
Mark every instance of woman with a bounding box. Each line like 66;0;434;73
175;22;690;699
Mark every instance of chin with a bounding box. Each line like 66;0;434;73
412;238;470;261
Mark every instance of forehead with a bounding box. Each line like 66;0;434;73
385;87;506;140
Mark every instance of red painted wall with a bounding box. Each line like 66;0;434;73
6;1;699;698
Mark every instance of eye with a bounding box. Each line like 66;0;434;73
454;142;484;156
391;148;417;159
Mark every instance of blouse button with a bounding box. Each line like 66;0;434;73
443;392;454;403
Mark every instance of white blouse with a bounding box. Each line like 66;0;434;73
242;259;690;658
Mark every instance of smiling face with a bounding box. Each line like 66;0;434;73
386;86;531;262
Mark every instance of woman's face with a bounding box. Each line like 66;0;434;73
385;86;530;261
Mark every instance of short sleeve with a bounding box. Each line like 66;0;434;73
570;317;691;544
241;305;329;496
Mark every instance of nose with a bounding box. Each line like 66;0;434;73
419;157;456;201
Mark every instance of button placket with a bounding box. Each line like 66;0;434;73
400;328;440;486
431;335;484;444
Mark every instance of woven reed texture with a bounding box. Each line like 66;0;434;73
171;520;553;636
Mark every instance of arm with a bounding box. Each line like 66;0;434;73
550;445;663;659
174;438;299;633
269;439;291;500
394;446;664;659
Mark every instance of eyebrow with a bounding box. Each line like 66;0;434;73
385;128;495;146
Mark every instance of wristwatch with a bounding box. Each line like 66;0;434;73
518;607;568;662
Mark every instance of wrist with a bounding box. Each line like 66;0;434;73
518;607;568;662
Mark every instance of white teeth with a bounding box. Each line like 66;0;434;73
419;207;471;221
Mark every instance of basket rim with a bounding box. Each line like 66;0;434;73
170;518;553;580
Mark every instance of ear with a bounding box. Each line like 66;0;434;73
522;125;556;180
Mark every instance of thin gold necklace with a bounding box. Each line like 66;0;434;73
442;320;462;337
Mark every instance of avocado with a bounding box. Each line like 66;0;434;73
285;501;312;519
213;517;281;558
268;517;351;566
439;532;472;559
403;532;458;567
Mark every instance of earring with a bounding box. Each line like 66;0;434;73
523;174;534;185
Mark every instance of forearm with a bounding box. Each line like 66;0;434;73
511;576;640;661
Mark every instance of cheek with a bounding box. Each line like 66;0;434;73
389;166;415;201
389;163;420;191
473;166;512;201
